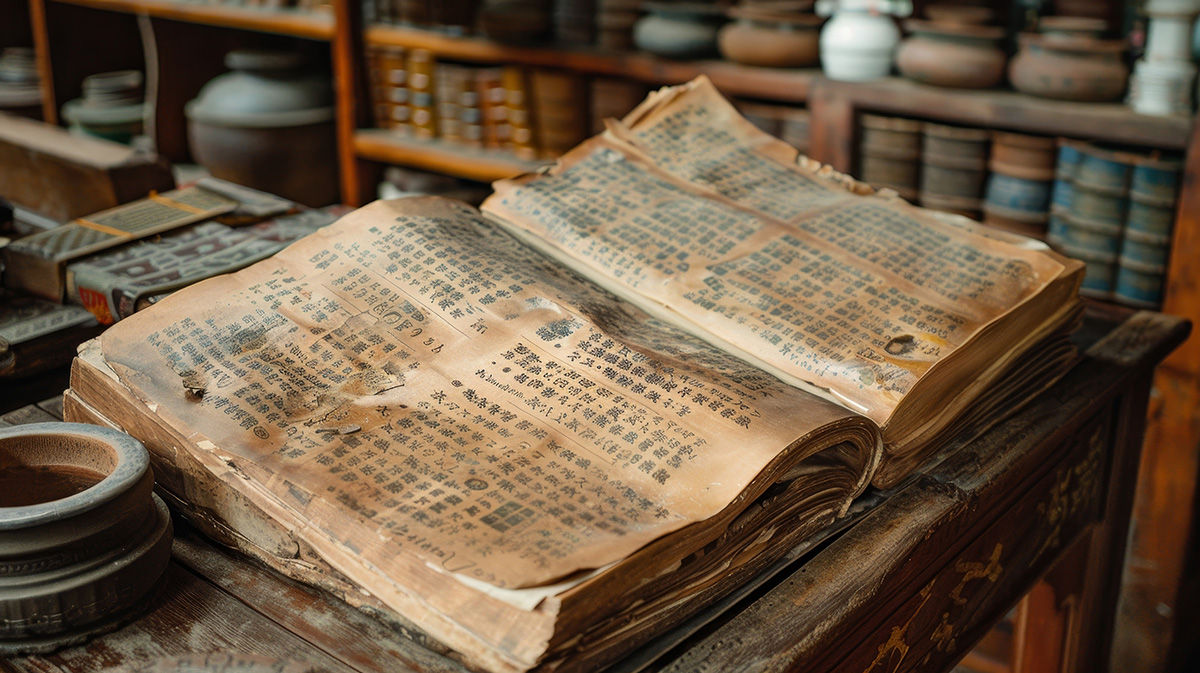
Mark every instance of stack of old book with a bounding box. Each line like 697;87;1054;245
368;46;650;161
66;78;1084;673
0;113;347;380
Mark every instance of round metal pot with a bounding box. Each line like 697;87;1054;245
0;422;173;654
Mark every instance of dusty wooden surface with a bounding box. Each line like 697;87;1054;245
0;310;1186;673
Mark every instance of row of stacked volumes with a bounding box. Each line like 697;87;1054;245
854;113;1182;310
367;45;650;159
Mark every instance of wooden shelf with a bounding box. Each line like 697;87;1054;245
49;0;335;40
824;77;1194;151
367;23;1196;150
366;23;817;104
354;129;547;183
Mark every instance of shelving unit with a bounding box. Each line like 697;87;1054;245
808;77;1192;173
354;129;544;183
8;1;1200;671
367;23;818;101
50;0;335;40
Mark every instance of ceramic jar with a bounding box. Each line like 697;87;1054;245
718;4;823;68
61;70;146;144
1009;33;1129;102
186;50;338;206
896;20;1006;89
0;423;172;654
922;4;994;26
0;48;41;116
816;0;913;81
633;2;725;59
1038;16;1107;39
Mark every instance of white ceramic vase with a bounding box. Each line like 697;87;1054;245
816;0;912;82
1131;0;1200;115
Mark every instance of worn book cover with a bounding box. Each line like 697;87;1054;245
67;78;1084;673
2;185;241;301
66;206;348;324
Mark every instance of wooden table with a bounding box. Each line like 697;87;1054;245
0;308;1188;673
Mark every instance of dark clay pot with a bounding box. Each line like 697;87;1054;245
186;50;338;206
1009;33;1129;102
896;20;1007;89
718;6;823;68
0;423;173;654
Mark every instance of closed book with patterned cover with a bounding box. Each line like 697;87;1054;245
67;206;350;324
3;185;241;301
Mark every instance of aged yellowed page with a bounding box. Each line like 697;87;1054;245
98;198;877;595
484;78;1082;449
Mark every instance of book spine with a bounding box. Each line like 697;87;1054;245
458;66;484;149
501;66;537;161
476;67;507;150
376;46;410;135
435;63;463;144
407;49;438;140
531;69;588;160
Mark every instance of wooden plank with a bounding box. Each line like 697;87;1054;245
48;0;335;40
169;527;472;673
0;112;174;221
354;129;546;183
807;79;856;172
1112;56;1200;673
1012;541;1087;673
365;24;816;104
1070;368;1160;673
0;404;59;426
333;0;366;206
28;0;56;124
1161;121;1200;375
36;395;65;421
5;563;360;673
1112;366;1200;673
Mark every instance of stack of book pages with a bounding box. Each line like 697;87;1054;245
67;77;1084;673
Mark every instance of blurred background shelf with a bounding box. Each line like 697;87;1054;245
49;0;335;40
354;129;544;183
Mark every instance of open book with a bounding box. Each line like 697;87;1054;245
67;78;1083;673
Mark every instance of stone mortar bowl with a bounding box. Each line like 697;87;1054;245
0;422;173;654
